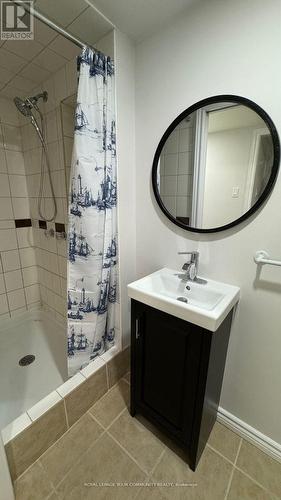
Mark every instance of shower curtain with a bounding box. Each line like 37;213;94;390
67;47;117;377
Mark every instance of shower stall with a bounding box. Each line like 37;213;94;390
0;4;118;435
0;78;75;429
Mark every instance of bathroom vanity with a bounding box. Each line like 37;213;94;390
134;93;279;470
128;268;240;470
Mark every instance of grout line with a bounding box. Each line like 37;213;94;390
1;38;69;95
88;406;127;433
83;0;115;27
105;363;110;390
63;398;69;430
224;438;242;500
106;428;149;475
233;464;279;498
14;449;48;484
1;282;39;293
2;157;29;314
0;252;10;317
86;376;129;417
1;263;38;272
87;411;108;431
52;431;106;491
234;438;243;465
36;412;106;487
36;460;58;498
122;378;130;386
206;443;237;467
146;448;166;482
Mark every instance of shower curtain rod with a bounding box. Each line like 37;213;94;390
13;1;97;52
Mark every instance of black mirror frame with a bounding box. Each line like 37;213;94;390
152;94;280;233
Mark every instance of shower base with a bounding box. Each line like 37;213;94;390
0;308;67;429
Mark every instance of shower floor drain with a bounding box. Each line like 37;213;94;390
19;355;35;366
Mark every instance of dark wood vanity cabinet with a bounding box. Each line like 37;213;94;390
130;299;233;471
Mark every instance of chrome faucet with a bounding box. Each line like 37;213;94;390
178;251;207;284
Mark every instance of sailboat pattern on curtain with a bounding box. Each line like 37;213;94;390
67;47;117;377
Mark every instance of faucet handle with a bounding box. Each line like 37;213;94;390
178;251;199;265
178;251;199;255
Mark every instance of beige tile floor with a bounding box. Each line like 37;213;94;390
13;375;281;500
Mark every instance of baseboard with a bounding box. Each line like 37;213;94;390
217;406;281;464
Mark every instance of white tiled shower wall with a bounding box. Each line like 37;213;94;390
0;56;78;322
21;56;78;323
159;114;195;221
0;98;40;318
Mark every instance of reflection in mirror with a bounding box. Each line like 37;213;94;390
157;102;274;230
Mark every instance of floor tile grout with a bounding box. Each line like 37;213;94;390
106;428;150;475
133;449;166;500
234;438;243;466
50;430;107;492
223;437;242;500
35;460;58;500
62;399;69;430
13;380;129;489
87;376;128;410
206;443;237;467
146;448;166;481
38;410;104;466
122;374;130;385
87;410;108;430
13;386;281;500
88;404;128;431
105;363;110;390
220;436;280;500
233;463;280;499
41;421;280;500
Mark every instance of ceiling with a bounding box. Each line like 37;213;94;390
32;0;199;44
0;0;200;99
208;106;266;133
0;18;80;99
0;0;114;99
33;0;114;44
88;0;199;42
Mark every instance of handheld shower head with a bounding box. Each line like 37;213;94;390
14;96;32;117
13;90;57;222
13;91;48;117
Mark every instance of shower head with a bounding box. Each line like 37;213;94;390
14;96;32;117
13;91;48;116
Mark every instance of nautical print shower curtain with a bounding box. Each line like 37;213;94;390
67;47;117;377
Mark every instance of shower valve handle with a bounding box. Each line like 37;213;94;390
56;231;67;240
44;228;55;238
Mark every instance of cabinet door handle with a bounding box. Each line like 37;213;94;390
136;318;141;339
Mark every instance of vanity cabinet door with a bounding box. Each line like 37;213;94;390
131;300;203;446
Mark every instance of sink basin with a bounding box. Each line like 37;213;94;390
128;268;240;331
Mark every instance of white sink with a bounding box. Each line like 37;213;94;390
128;268;240;332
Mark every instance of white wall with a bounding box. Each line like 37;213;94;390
135;0;281;444
114;29;136;348
203;127;254;227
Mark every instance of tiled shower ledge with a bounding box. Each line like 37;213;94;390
2;346;120;446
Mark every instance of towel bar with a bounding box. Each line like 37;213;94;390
254;250;281;267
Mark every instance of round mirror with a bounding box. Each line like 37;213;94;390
152;95;280;233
